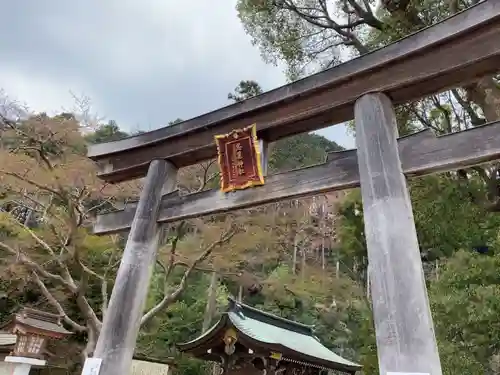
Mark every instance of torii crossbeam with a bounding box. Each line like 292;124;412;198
85;2;500;375
94;121;500;235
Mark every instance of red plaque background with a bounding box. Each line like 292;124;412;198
215;124;265;193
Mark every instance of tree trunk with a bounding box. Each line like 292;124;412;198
468;76;500;122
301;248;306;281
321;228;326;271
292;233;298;275
202;271;218;333
238;286;243;302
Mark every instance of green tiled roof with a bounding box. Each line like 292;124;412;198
227;310;360;369
179;298;361;373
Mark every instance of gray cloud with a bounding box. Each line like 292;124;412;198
0;0;354;148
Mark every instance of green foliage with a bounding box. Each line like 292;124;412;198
236;0;311;79
227;80;263;102
337;190;365;263
270;133;343;172
437;341;485;375
430;246;500;373
137;271;230;375
84;120;128;144
411;175;500;259
169;118;184;126
246;263;374;366
339;174;500;262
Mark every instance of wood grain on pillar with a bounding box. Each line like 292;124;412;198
92;159;178;375
355;93;442;375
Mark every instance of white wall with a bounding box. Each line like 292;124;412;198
0;362;16;375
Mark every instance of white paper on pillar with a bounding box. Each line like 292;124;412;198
387;373;430;375
82;358;103;375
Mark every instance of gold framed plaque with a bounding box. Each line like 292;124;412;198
215;124;265;193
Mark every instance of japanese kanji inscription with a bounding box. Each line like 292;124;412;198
215;124;265;193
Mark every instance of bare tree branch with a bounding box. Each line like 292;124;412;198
278;0;371;54
409;106;442;133
5;209;78;288
451;88;486;126
101;238;120;317
75;292;102;333
163;221;186;280
79;260;105;280
0;240;76;291
82;324;98;361
84;196;115;216
1;171;64;199
196;160;219;192
431;95;452;133
32;271;86;332
140;225;238;327
345;0;383;30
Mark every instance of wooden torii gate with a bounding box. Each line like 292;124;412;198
86;2;500;375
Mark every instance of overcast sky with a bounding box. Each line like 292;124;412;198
0;0;355;149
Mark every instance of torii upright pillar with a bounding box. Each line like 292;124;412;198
355;92;442;375
91;159;178;375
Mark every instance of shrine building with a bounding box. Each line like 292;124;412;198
178;298;362;375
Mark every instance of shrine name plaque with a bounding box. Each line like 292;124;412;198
215;124;265;193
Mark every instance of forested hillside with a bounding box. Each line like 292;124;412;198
1;0;500;374
1;77;499;374
0;83;353;373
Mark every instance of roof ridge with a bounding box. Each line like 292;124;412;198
227;297;314;336
19;308;61;325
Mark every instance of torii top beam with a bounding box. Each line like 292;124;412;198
87;1;500;183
